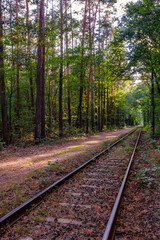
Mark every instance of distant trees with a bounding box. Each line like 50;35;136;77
116;0;160;135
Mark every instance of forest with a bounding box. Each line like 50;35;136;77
0;0;160;146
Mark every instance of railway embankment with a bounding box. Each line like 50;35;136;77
115;132;160;240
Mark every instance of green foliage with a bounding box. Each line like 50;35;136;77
1;0;147;144
136;167;159;188
113;0;160;133
39;178;46;186
143;125;150;132
0;142;5;150
118;0;160;74
46;160;63;173
136;132;160;187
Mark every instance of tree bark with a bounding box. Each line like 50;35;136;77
65;0;71;127
35;0;45;141
101;30;105;129
0;0;8;145
9;0;14;140
151;71;154;136
77;0;88;129
86;89;89;134
98;0;101;131
88;0;94;130
154;72;160;95
107;86;110;127
41;19;45;139
59;0;63;137
26;0;34;113
16;0;20;128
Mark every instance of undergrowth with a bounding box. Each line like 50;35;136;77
135;132;160;188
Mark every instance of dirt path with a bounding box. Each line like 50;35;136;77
0;128;131;186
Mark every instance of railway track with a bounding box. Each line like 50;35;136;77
0;128;141;239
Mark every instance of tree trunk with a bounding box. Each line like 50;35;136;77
86;89;89;134
59;0;63;137
154;72;160;95
151;71;154;136
9;0;14;141
77;0;88;129
41;23;45;139
48;75;51;129
89;0;94;130
0;0;8;145
40;0;45;139
107;86;110;128
16;0;20;130
100;84;103;131
65;0;71;127
35;0;45;141
103;88;106;126
26;0;34;113
98;0;101;131
101;30;105;130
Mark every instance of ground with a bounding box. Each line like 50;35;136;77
0;128;130;187
0;129;159;240
115;132;160;240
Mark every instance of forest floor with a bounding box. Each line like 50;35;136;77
0;127;131;187
115;132;160;240
0;128;159;240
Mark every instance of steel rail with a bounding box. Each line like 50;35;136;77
102;130;142;240
0;128;138;231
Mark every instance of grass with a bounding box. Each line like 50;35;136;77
16;224;29;234
55;144;86;155
125;142;132;152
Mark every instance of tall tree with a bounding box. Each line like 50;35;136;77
40;0;45;139
151;71;154;136
35;0;45;141
8;0;14;138
65;0;71;127
15;0;20;134
26;0;34;113
88;0;94;130
0;0;8;145
86;0;99;133
77;0;88;129
98;0;101;131
59;0;63;137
